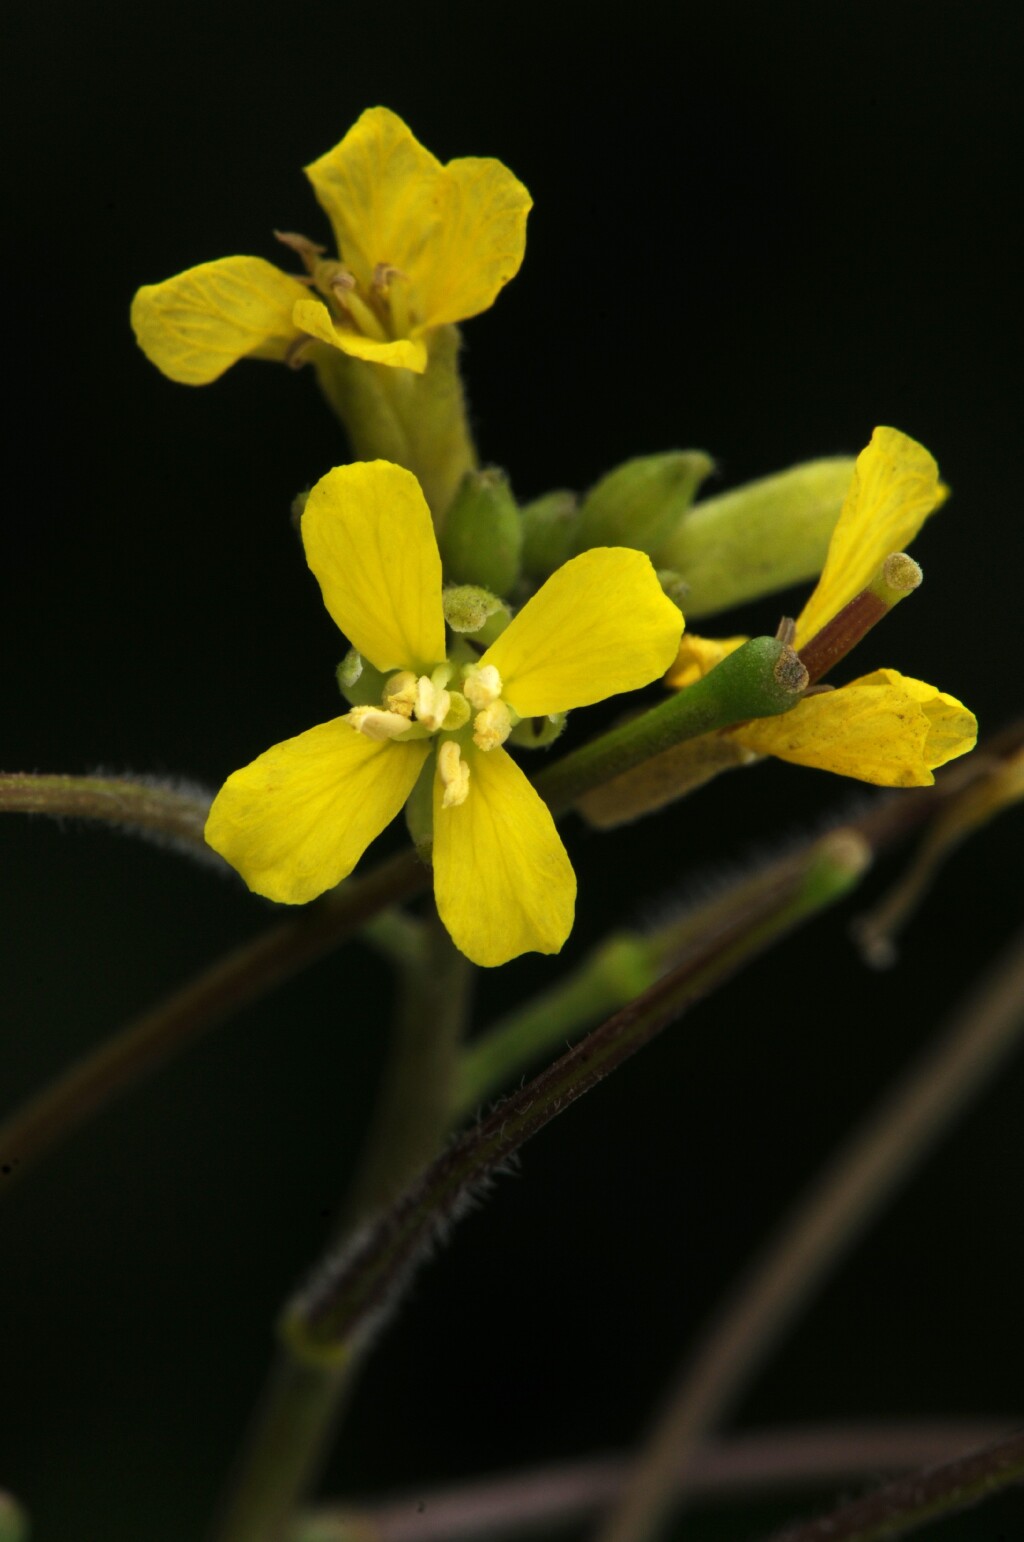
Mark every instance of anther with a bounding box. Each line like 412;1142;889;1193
437;741;471;807
273;230;327;274
346;706;413;741
462;664;502;709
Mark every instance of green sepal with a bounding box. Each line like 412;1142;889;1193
655;456;856;617
520;489;579;580
403;754;435;862
439;467;523;596
508;711;568;750
335;649;387;708
574;451;714;556
312;324;477;524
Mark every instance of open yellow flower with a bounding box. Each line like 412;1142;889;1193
205;462;683;966
131;108;531;383
665;427;976;785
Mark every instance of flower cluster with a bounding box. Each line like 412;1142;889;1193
133;107;977;965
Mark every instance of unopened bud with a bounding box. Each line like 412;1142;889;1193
440;467;523;596
656;456;857;617
442;584;512;641
656;569;690;609
574;451;714;557
521;489;579;580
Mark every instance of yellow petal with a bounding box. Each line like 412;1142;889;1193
304;108;530;333
432;744;575;966
205;719;429;903
482;548;684;717
412;156;532;331
734;668;977;785
301;461;447;673
664;633;749;689
130;257;308;384
795;427;945;648
294;297;427;374
305;108;443;295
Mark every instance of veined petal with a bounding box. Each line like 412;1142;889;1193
304;108;444;295
294;297;427;373
483;548;684;718
665;632;749;689
411;156;532;331
301;461;446;673
733;668;977;785
205;718;429;903
130;257;308;384
795;427;946;648
432;744;575;967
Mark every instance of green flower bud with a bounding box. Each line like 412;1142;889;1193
442;584;512;642
654;456;856;618
574;451;714;555
508;711;567;750
656;569;690;609
439;467;523;596
520;489;579;579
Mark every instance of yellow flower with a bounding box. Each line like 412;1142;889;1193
665;427;976;785
131;108;531;383
205;462;683;967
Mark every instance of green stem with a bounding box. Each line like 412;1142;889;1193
0;771;213;855
533;636;807;814
0;849;424;1194
281;832;868;1363
595;925;1024;1542
211;914;471;1542
761;1428;1024;1542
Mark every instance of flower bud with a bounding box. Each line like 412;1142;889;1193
439;467;523;596
655;456;856;618
520;489;579;580
442;584;512;642
574;451;714;556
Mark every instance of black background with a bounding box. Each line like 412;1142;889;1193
4;3;1024;1538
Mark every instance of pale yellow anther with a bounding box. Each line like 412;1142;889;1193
345;705;413;741
437;739;471;808
415;674;452;732
462;663;503;710
472;699;513;751
383;670;418;718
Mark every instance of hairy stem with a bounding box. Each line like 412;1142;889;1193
281;833;867;1364
761;1426;1024;1542
212;915;471;1542
595;925;1024;1542
291;1422;1012;1542
0;771;213;854
0;849;423;1193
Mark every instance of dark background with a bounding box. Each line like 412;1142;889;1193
4;3;1024;1538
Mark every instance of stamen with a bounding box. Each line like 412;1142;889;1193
462;663;503;709
273;230;326;274
472;700;513;751
284;335;316;370
382;670;418;718
345;706;413;742
437;740;471;807
414;674;452;732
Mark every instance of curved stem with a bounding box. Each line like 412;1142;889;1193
761;1427;1024;1542
0;771;214;855
282;833;866;1363
212;914;471;1542
0;849;424;1193
595;925;1024;1542
292;1422;1014;1542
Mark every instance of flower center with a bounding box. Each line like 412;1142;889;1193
344;659;520;794
274;231;421;343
